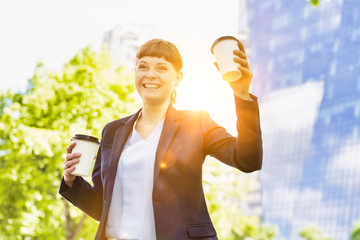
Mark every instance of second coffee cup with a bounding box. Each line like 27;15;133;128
211;36;242;82
71;134;100;177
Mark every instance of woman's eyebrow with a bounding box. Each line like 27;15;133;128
156;62;170;66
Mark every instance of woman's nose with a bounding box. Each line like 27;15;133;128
146;67;157;77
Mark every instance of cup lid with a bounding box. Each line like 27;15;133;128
211;36;239;54
72;134;99;144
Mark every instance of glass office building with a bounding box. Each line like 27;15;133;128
245;0;360;239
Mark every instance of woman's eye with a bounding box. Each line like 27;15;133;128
158;66;168;71
138;65;147;70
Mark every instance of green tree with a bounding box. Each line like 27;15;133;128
203;159;278;240
351;221;360;240
0;46;137;239
299;226;332;240
310;0;320;6
308;0;333;6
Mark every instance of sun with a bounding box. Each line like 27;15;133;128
175;74;233;113
176;82;210;111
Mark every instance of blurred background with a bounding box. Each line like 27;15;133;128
0;0;359;239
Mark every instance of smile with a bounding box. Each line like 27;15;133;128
143;84;161;89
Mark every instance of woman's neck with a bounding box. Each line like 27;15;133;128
140;99;170;124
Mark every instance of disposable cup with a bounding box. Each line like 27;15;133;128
70;134;100;177
211;36;242;82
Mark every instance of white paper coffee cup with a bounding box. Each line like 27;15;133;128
211;36;242;82
71;134;100;177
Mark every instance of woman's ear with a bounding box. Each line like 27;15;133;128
176;72;183;87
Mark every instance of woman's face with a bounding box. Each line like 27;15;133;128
135;56;182;106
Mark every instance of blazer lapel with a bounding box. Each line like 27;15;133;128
153;105;181;184
105;109;141;200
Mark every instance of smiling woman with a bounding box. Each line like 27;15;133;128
135;39;184;107
59;38;263;240
135;56;182;107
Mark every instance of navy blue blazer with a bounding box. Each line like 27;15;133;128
59;94;262;240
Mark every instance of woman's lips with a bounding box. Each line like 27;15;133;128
143;84;161;89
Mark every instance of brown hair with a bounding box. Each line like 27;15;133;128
136;39;183;105
136;39;183;71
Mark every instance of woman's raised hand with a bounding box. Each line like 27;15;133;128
63;142;81;188
214;40;253;100
230;40;253;100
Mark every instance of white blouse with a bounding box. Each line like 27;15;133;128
105;113;165;240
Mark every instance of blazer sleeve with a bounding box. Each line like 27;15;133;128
200;93;263;172
58;132;104;221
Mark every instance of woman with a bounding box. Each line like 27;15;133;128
59;38;262;240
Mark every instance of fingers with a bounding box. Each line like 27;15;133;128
237;65;253;78
64;157;80;168
213;62;220;71
63;157;80;175
64;162;78;175
66;141;76;154
233;49;247;59
237;41;245;53
63;142;80;186
234;56;250;69
233;42;252;78
65;152;81;161
64;150;81;174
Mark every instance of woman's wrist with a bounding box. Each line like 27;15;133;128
64;178;75;188
234;91;251;101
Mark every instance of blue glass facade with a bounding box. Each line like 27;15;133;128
246;0;360;239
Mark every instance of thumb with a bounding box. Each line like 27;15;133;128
213;62;219;71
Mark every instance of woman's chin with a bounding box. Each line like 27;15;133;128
142;96;170;106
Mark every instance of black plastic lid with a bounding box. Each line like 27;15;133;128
211;36;239;54
72;134;99;144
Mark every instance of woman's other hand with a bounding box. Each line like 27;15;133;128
63;141;81;188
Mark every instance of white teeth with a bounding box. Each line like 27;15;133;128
144;84;160;89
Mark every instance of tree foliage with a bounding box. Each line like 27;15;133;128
308;0;332;6
299;226;332;240
0;47;137;239
203;159;278;240
309;0;320;6
351;221;360;240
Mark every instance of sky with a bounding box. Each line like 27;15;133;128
0;0;244;131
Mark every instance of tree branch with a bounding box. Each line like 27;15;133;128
63;197;73;240
71;214;87;240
